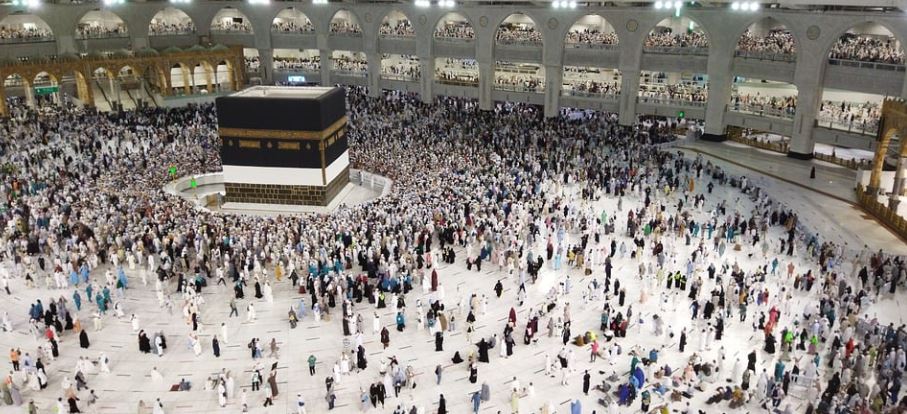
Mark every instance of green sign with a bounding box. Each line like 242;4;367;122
168;166;177;177
33;85;59;96
190;177;197;189
677;110;686;119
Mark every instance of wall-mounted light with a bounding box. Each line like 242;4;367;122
731;2;760;11
249;0;269;4
439;0;455;7
12;0;40;8
552;0;577;9
414;0;430;7
313;0;328;5
654;1;682;11
169;0;191;4
102;0;124;5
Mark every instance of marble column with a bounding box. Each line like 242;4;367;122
889;156;906;211
478;61;493;111
320;49;332;87
543;64;562;118
257;49;274;85
419;56;434;104
366;52;381;98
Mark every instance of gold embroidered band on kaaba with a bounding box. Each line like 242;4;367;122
218;116;348;141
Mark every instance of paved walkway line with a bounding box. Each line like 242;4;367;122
679;145;907;245
677;145;856;205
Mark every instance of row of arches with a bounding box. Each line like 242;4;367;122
1;8;902;65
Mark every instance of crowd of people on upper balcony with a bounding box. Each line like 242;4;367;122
638;82;708;103
434;21;475;40
828;33;904;65
644;29;710;50
332;55;368;74
273;55;320;72
211;19;251;33
565;28;619;47
562;79;621;96
818;100;881;132
435;59;478;84
148;21;195;35
494;72;544;92
728;91;881;131
495;23;543;45
379;19;415;38
330;21;362;35
735;28;796;57
381;55;420;80
729;93;797;116
0;25;53;41
76;23;128;39
271;19;314;33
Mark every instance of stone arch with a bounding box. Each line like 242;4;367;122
0;12;54;40
76;9;128;39
564;14;619;47
211;7;253;34
149;7;196;36
378;9;414;38
72;69;93;106
432;11;476;39
494;12;545;46
191;60;215;92
329;9;362;34
272;7;314;33
823;20;905;65
3;72;29;88
732;16;799;59
214;59;235;91
169;62;192;95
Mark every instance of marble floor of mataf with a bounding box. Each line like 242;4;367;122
1;148;906;414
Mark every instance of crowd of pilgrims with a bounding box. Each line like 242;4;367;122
644;30;710;50
148;21;196;36
271;19;315;33
735;29;796;57
0;86;904;414
379;20;416;38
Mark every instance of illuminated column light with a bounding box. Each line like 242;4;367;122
102;0;124;5
552;0;577;8
12;0;40;8
249;0;269;4
169;0;191;4
415;0;431;7
731;2;760;11
439;0;455;7
654;1;683;11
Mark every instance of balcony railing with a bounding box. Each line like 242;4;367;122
149;30;196;37
561;89;619;100
274;66;320;74
734;50;796;62
495;39;543;47
210;29;252;35
827;58;905;72
379;35;415;40
0;36;55;44
331;70;367;78
816;116;879;136
381;73;419;81
565;42;617;51
637;96;706;107
433;36;474;44
271;29;315;35
494;84;544;93
76;32;129;40
643;46;709;56
435;78;479;87
727;103;795;120
329;32;363;38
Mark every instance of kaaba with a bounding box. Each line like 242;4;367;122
216;86;350;206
